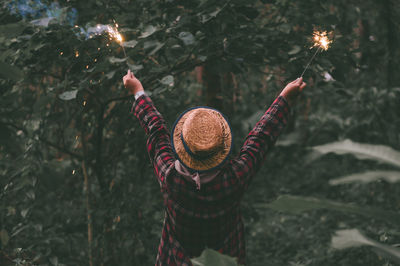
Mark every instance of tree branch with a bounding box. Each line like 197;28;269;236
39;137;83;160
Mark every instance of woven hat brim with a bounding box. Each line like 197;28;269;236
171;107;232;172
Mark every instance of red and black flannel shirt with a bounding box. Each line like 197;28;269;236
133;94;290;265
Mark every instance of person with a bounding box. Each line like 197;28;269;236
123;70;306;265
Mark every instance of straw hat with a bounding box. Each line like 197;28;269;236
171;106;233;172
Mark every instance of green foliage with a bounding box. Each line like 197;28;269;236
1;0;400;265
332;229;400;264
329;170;400;185
260;195;400;224
311;139;400;168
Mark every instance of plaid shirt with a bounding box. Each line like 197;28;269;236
133;95;290;265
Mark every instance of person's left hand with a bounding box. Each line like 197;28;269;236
123;70;144;95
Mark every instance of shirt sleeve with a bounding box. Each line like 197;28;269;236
228;95;290;192
131;95;175;188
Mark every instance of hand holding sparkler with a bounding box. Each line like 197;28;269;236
280;77;307;106
300;30;332;77
123;70;144;95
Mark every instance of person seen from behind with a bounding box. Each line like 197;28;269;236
123;70;306;265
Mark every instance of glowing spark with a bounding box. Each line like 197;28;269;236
86;65;89;69
60;51;63;55
75;51;79;57
72;169;76;174
106;24;127;57
107;25;124;44
312;30;332;51
94;58;97;62
83;100;87;106
98;47;101;51
300;30;333;77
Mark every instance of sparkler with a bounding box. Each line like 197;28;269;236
106;23;127;57
300;30;332;77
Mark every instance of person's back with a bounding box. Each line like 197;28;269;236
164;167;243;262
123;70;306;265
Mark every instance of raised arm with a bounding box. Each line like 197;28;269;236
123;70;175;188
229;77;306;191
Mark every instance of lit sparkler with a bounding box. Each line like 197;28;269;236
106;23;127;57
300;30;332;77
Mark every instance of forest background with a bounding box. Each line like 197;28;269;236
1;0;400;265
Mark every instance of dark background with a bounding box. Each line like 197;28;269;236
1;0;399;265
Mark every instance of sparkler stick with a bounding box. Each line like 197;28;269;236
300;47;321;78
300;30;332;77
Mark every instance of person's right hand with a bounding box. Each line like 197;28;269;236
279;77;306;106
123;70;144;95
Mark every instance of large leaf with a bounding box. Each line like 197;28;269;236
329;170;400;185
191;249;238;266
332;229;400;264
311;139;400;168
258;195;400;224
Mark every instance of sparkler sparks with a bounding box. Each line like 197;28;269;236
106;24;126;57
312;30;332;51
300;30;333;77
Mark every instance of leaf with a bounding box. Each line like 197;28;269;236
276;132;302;146
201;8;222;23
108;57;127;64
21;208;29;218
26;189;35;200
278;23;291;34
31;17;54;27
139;25;157;38
127;63;143;73
179;32;195;46
105;70;116;79
122;40;138;48
0;229;9;247
311;139;400;168
288;45;301;55
329;170;400;185
148;42;165;56
160;75;174;86
332;229;400;264
0;61;23;81
191;249;238;266
11;225;29;237
331;229;374;249
58;90;78;100
258;195;400;224
197;55;207;62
